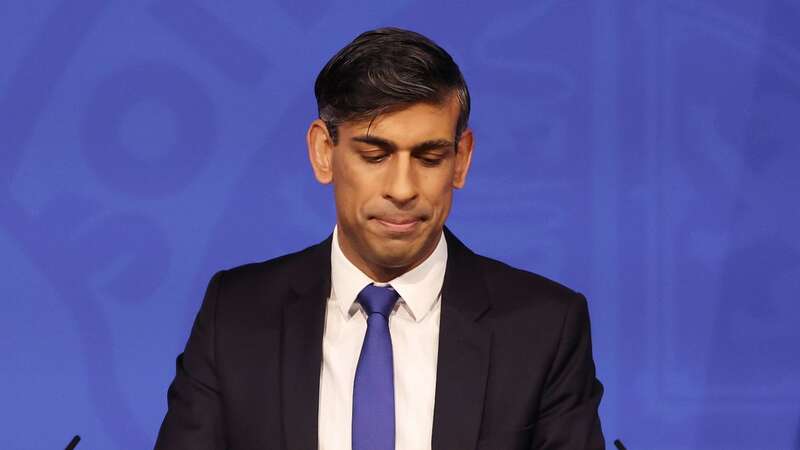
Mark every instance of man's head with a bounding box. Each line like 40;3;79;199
307;27;474;282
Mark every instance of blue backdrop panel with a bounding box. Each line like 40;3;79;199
1;1;798;449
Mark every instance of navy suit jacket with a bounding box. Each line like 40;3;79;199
155;228;605;449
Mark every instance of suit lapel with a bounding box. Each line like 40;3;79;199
280;237;331;450
277;230;491;450
432;228;492;450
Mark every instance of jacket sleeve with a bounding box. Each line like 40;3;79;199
531;293;605;449
154;271;227;450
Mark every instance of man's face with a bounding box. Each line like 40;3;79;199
307;95;473;280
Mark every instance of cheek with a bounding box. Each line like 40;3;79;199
420;170;455;205
433;190;453;218
333;163;380;217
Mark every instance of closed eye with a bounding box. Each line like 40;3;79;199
415;151;448;166
418;156;443;166
361;153;388;164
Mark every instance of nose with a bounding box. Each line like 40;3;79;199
383;152;417;205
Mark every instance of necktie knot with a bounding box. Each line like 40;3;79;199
357;284;399;318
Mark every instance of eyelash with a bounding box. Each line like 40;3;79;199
419;157;442;166
362;155;387;164
361;154;443;166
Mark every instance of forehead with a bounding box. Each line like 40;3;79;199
340;96;460;144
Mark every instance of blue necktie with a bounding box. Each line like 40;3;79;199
352;284;399;450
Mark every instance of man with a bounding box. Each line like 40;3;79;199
155;28;604;450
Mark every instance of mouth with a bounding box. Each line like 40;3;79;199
373;216;423;234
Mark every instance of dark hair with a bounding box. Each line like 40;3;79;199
314;27;470;144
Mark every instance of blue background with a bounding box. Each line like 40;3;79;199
2;1;799;449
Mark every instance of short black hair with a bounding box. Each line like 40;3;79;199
314;27;470;144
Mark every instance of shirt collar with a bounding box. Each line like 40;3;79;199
330;226;448;322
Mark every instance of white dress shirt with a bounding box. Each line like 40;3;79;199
318;226;447;450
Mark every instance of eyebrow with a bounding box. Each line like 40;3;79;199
351;135;455;153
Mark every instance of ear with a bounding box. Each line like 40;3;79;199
452;127;474;189
307;119;334;184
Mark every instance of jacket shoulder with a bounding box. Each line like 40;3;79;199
205;238;330;311
473;253;585;313
220;244;319;284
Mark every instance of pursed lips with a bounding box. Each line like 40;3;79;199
373;216;423;233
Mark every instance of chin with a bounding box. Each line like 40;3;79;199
369;244;423;269
372;250;416;268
